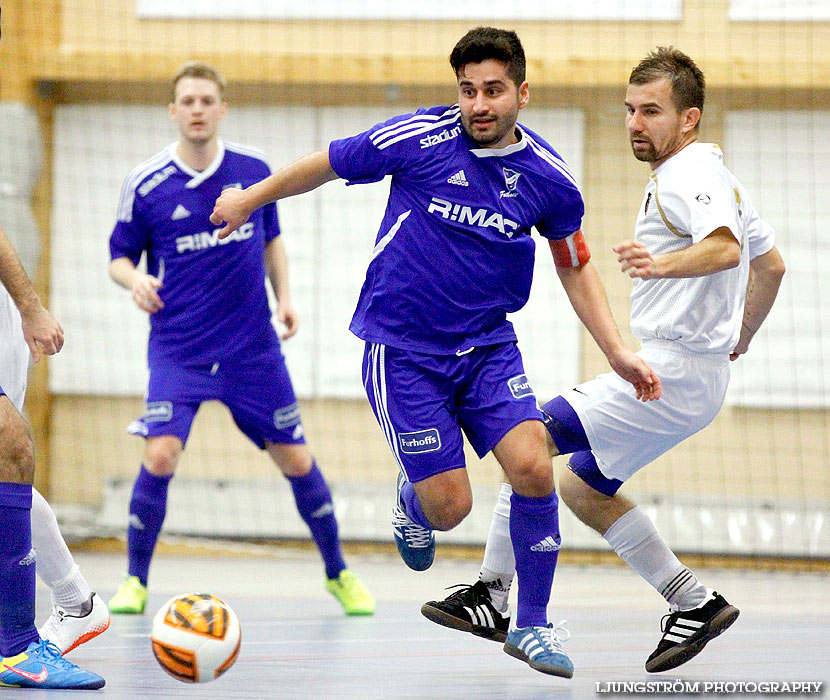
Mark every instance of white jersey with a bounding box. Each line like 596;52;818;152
0;286;30;411
629;142;775;355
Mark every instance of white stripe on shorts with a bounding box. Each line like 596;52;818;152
368;343;406;477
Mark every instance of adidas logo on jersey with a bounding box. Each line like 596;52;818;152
171;204;191;220
530;536;561;552
447;170;469;186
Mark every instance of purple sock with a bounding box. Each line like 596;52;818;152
0;483;38;656
399;479;432;530
127;465;172;587
288;462;346;580
509;490;561;628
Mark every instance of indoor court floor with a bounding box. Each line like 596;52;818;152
36;545;829;699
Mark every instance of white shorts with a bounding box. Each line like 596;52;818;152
0;289;30;412
563;339;730;483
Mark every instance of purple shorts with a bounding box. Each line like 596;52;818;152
362;341;543;483
129;349;305;449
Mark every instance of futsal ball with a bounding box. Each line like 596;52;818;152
151;593;241;683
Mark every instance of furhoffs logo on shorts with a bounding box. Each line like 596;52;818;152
398;428;441;454
273;403;301;429
508;374;534;399
143;401;173;423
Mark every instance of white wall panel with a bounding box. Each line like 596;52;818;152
51;103;584;401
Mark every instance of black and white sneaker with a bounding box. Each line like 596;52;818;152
421;580;510;643
645;590;740;673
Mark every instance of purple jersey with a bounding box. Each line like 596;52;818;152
109;140;280;364
329;105;584;355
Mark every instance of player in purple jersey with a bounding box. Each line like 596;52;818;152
0;223;106;689
106;61;374;617
210;28;660;677
421;47;785;674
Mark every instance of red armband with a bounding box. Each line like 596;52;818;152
550;229;591;268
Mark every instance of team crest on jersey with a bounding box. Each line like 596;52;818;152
695;193;711;205
507;374;534;399
500;168;521;198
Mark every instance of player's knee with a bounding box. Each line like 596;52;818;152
428;498;471;531
267;443;313;477
423;489;472;531
509;456;554;498
144;441;181;476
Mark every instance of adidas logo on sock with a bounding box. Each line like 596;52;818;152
447;170;469;186
531;536;561;552
18;548;37;566
310;503;335;518
486;577;510;593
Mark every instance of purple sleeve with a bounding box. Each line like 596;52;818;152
535;188;585;241
109;199;148;266
263;201;280;243
328;114;417;185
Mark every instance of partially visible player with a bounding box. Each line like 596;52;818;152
421;46;785;674
210;28;659;677
107;61;374;617
0;222;106;689
0;271;110;658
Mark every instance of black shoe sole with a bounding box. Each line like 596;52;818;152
645;605;740;673
420;603;507;643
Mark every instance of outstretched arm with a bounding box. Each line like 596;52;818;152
555;257;661;401
210;149;339;240
0;224;63;361
730;245;785;360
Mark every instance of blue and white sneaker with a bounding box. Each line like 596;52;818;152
391;473;435;571
503;622;574;678
0;639;105;689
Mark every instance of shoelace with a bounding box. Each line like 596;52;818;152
33;640;76;670
391;507;432;548
659;610;680;634
539;620;571;653
442;583;478;601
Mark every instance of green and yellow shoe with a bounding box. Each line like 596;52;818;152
108;575;147;614
325;570;376;616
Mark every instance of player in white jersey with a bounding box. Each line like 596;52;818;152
0;224;107;688
0;286;110;657
211;27;660;677
421;47;786;674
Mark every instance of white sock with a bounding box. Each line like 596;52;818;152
31;488;92;611
478;483;515;613
603;507;706;610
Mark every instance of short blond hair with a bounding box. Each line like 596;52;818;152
171;61;226;102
